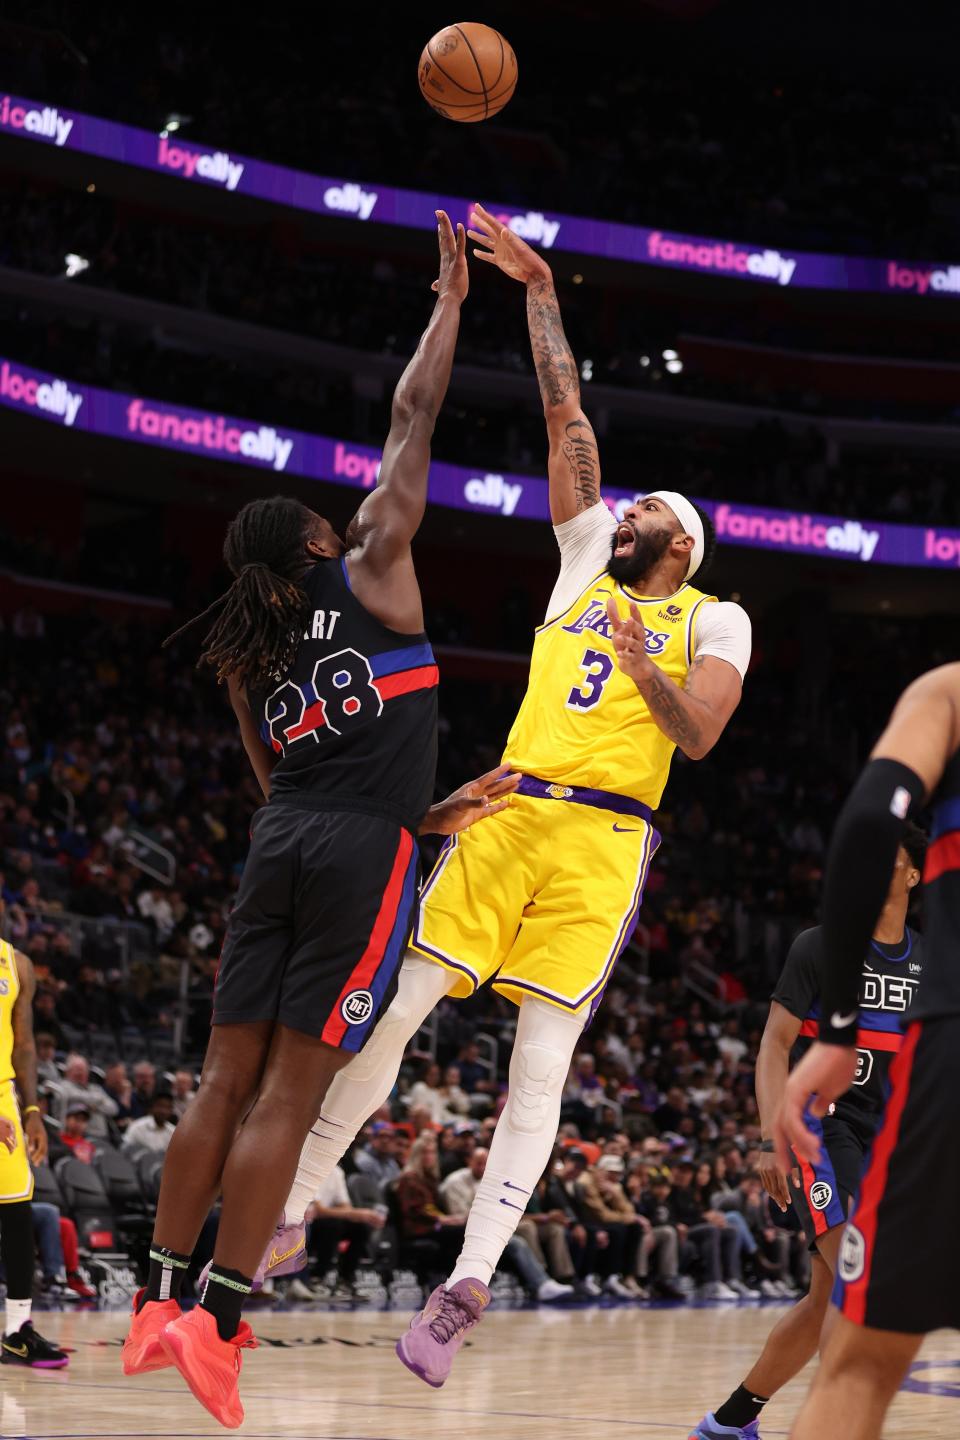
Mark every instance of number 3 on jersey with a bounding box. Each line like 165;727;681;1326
266;647;383;752
567;647;614;711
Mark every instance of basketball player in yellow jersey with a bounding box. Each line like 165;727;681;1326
253;208;751;1384
0;930;68;1368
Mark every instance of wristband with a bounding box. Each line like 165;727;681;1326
22;1105;40;1116
759;1140;775;1153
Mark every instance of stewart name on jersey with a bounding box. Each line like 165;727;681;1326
773;924;923;1139
248;558;438;832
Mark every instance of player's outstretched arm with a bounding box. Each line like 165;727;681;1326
346;211;466;630
11;948;46;1166
774;662;960;1170
605;600;742;759
469;203;600;525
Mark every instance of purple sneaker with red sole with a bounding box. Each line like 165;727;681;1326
198;1212;307;1296
396;1278;490;1388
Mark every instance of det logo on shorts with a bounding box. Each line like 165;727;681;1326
340;989;374;1025
839;1224;866;1283
810;1180;834;1211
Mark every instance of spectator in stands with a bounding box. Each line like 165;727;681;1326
522;1175;582;1292
455;1039;494;1108
406;1061;467;1126
289;1165;385;1301
53;1053;119;1139
122;1090;176;1154
395;1132;464;1264
624;1166;685;1300
656;1162;740;1300
59;1103;96;1164
171;1069;196;1119
542;1149;601;1297
438;1121;476;1180
129;1060;156;1118
103;1061;134;1130
576;1154;646;1299
439;1148;573;1303
35;1031;59;1088
32;989;67;1048
353;1122;400;1193
32;1203;96;1299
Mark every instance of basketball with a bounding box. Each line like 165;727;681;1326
418;22;517;123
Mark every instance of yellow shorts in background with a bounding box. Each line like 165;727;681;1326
0;1080;33;1204
410;786;660;1016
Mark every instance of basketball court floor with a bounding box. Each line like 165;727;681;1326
5;1304;960;1439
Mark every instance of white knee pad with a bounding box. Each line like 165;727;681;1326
504;1039;568;1135
502;998;584;1137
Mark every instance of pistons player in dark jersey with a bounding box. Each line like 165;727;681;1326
691;824;925;1440
121;213;514;1427
777;662;960;1440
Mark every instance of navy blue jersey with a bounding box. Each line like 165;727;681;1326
773;925;923;1140
248;558;438;832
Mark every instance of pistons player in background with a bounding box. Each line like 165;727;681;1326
121;212;514;1430
776;663;960;1440
690;823;926;1440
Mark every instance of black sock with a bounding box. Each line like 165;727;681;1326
0;1200;36;1303
715;1384;770;1429
200;1266;252;1341
140;1247;190;1309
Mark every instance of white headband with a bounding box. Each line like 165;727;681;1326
644;490;705;579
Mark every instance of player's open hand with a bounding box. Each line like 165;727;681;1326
468;202;551;284
432;210;468;303
0;1116;17;1154
24;1110;47;1166
422;765;521;836
757;1148;794;1213
606;598;653;684
773;1041;859;1172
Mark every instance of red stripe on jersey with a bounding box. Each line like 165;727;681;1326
375;665;439;702
320;828;415;1048
284;701;327;743
798;1018;903;1052
841;1021;921;1326
924;831;960;885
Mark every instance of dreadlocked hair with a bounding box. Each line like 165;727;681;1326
163;496;314;689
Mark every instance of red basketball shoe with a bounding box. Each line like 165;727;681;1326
159;1307;258;1429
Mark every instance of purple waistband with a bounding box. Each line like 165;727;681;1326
517;775;654;823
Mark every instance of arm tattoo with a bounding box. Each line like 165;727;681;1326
561;415;600;511
526;278;579;409
639;664;705;751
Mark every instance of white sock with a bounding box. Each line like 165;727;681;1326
447;997;583;1289
5;1298;32;1336
284;956;453;1225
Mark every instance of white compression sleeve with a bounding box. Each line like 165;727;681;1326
447;996;585;1289
283;956;454;1224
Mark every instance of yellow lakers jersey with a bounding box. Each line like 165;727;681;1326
0;940;19;1085
504;573;717;807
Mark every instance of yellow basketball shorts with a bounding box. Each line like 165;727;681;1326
0;1080;33;1204
410;778;661;1016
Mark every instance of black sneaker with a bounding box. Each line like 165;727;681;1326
1;1321;69;1368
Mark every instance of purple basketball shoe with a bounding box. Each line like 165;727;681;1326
689;1416;762;1439
396;1279;490;1388
198;1213;307;1296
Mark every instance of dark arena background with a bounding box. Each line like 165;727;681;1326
1;4;958;1438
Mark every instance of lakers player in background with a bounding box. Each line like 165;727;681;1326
0;913;68;1368
253;206;752;1385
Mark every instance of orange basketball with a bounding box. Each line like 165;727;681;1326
418;22;517;123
